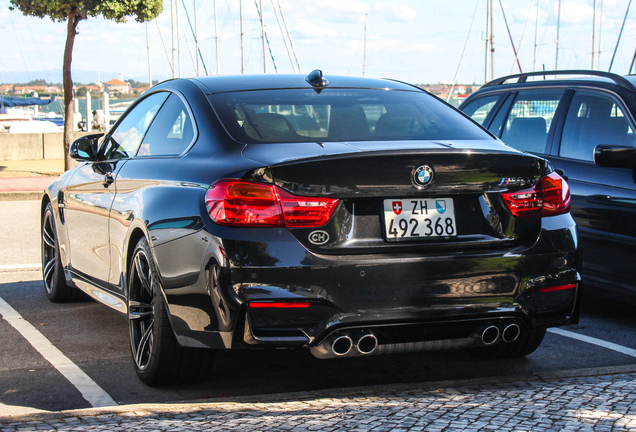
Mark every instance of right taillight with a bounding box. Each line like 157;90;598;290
500;172;571;218
205;180;339;227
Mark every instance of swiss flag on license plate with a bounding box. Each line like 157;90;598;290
392;201;402;215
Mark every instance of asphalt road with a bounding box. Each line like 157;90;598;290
1;200;636;417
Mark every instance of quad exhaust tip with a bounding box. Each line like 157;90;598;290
356;333;378;355
502;323;521;343
331;335;353;356
481;325;500;345
330;331;378;356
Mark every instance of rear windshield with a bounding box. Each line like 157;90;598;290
208;88;490;144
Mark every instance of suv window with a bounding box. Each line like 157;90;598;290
137;94;195;156
461;95;501;125
500;91;563;154
559;90;636;162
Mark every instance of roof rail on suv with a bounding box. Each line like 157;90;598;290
483;70;636;92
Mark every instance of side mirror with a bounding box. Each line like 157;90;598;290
594;145;636;169
70;133;104;161
554;168;568;181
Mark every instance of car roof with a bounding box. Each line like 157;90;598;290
188;72;419;94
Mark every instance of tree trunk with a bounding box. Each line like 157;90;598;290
63;6;80;171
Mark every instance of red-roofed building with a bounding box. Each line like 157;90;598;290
105;76;131;95
13;85;61;95
81;84;104;93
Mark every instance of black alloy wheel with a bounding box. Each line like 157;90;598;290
41;203;80;302
128;242;155;374
127;238;215;385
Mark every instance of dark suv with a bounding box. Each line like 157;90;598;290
460;70;636;302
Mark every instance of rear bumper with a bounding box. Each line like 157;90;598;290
154;213;580;351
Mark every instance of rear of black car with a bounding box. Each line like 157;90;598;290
195;81;580;359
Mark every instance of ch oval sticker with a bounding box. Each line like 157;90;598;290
308;230;330;245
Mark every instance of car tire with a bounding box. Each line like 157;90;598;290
41;202;82;302
466;327;546;359
127;237;215;386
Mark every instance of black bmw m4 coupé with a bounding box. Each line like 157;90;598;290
41;71;580;385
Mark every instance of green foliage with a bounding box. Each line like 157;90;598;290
76;86;88;97
9;0;163;23
26;78;48;86
125;78;140;88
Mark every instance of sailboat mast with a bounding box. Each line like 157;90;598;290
261;0;267;73
270;0;295;72
592;0;597;69
194;0;199;76
363;14;367;77
490;0;494;80
146;22;152;86
176;0;181;77
555;0;561;70
214;0;219;75
171;0;175;78
533;0;539;71
609;0;631;72
240;0;245;74
598;0;604;69
485;0;489;82
276;0;301;72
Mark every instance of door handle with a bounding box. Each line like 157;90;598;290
102;173;114;187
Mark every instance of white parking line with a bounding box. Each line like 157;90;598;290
0;296;117;408
0;264;41;270
548;328;636;358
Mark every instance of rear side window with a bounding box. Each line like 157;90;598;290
137;94;195;156
500;91;564;154
209;89;491;144
461;95;501;125
559;90;636;162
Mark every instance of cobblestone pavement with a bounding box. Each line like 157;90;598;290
3;373;636;431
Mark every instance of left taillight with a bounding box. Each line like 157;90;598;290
500;172;571;218
205;180;339;228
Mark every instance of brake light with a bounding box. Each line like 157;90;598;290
539;283;577;293
500;172;570;218
249;301;311;308
205;180;339;227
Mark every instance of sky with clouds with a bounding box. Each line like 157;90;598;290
2;0;636;85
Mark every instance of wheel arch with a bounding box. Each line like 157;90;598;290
40;193;52;225
125;227;148;295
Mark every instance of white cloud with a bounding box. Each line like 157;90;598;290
513;5;549;24
294;18;341;38
558;1;594;24
365;38;438;54
284;0;369;23
100;32;122;45
374;2;418;23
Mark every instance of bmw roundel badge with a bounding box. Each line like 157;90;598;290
412;165;434;188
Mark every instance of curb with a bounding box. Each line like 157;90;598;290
0;191;43;202
3;363;636;425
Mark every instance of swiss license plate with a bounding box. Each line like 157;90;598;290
383;198;457;240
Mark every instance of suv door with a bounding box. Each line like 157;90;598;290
551;89;636;297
